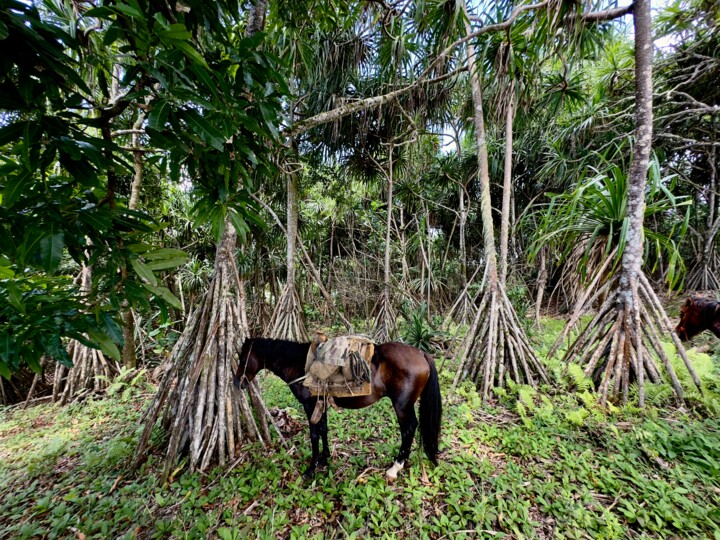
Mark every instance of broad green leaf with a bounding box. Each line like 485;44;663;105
145;257;188;271
142;284;183;309
0;20;8;40
157;23;192;40
148;100;170;132
190;64;220;102
144;248;187;260
6;281;24;313
39;231;65;273
0;333;18;367
127;243;153;253
183;109;225;151
130;259;157;286
100;312;124;345
173;40;209;69
228;208;249;244
2;171;32;208
87;330;121;361
112;4;144;19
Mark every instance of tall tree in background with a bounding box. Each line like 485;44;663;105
555;0;702;405
453;0;550;399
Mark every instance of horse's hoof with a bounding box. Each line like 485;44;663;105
385;461;404;481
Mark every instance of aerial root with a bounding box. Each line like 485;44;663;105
372;290;396;343
453;282;549;401
558;273;701;406
269;283;308;342
134;233;283;477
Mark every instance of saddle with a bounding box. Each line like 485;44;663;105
304;332;374;423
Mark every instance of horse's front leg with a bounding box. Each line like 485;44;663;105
387;400;419;481
316;411;331;467
301;398;328;478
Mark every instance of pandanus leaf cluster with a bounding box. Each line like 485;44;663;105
530;151;690;290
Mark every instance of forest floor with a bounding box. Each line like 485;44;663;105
0;318;719;539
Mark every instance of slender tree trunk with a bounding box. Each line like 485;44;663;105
269;52;307;341
453;3;548;398
557;0;701;406
373;146;396;342
688;142;720;290
499;85;515;287
121;110;146;369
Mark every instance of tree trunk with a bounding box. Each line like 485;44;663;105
373;146;396;342
499;85;515;287
453;3;548;399
121;111;146;369
557;0;701;406
54;265;119;403
133;0;280;475
269;51;307;341
268;167;308;341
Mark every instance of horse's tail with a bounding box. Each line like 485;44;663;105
419;352;442;465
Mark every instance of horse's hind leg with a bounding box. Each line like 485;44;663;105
387;399;418;480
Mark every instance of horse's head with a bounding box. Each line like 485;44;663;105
676;297;717;341
234;338;262;390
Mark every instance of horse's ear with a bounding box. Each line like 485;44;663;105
683;298;694;308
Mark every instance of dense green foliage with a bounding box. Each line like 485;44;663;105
1;328;719;539
0;0;285;374
0;0;719;536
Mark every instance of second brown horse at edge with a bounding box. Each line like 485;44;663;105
675;296;720;341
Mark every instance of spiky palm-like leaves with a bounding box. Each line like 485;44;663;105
528;150;689;314
531;154;689;343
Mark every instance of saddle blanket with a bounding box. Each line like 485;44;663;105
303;334;374;397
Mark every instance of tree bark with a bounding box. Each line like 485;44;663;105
373;146;397;342
499;84;515;287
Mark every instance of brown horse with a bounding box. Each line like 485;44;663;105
676;297;720;341
234;338;441;479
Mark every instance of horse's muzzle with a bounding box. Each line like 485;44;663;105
675;326;688;341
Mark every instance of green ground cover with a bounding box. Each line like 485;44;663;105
0;320;719;539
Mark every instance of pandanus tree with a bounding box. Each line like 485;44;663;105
549;0;702;405
451;0;642;398
130;0;289;474
453;0;551;398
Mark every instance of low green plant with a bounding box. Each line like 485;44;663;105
399;302;448;353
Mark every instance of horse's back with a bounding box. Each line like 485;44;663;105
376;342;432;400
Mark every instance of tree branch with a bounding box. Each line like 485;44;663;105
581;3;634;23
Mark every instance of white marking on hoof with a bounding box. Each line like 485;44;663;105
385;461;404;480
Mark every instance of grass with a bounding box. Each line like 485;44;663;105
0;320;719;539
